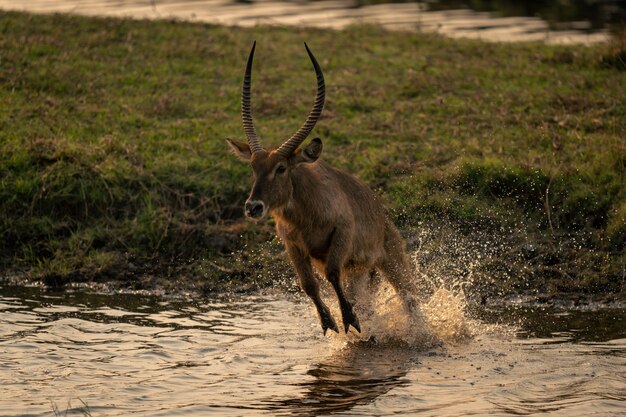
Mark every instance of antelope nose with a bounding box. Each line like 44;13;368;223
245;200;265;219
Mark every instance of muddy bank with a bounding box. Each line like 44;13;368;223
3;218;624;306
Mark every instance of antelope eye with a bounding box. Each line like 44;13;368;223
276;165;287;175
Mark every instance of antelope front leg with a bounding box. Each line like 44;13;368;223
286;244;339;335
325;229;361;334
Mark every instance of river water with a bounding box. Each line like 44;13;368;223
0;0;619;45
1;284;625;416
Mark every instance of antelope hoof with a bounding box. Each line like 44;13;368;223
342;307;361;334
321;314;339;336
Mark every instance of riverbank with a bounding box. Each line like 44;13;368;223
1;11;624;298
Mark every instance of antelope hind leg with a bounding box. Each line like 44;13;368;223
380;224;420;314
379;257;419;314
346;268;379;320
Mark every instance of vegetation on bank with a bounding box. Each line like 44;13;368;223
0;11;624;296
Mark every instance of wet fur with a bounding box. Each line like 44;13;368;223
228;137;416;334
272;154;417;334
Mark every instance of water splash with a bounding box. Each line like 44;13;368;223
352;280;435;346
422;287;474;343
317;235;515;348
316;280;476;348
351;281;477;347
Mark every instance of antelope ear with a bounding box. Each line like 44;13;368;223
294;138;323;164
226;139;252;161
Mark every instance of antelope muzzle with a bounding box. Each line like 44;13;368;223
244;199;266;219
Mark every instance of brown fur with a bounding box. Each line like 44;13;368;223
228;138;417;334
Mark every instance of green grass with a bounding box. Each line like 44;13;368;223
0;11;624;295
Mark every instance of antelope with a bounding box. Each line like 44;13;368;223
227;42;417;335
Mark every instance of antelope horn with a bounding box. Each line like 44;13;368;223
242;41;263;154
275;42;325;157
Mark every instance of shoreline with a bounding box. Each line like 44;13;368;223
2;274;624;310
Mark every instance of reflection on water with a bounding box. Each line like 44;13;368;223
275;343;414;416
1;285;625;416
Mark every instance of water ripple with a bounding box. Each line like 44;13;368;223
0;285;624;416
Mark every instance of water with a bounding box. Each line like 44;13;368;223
422;0;625;32
1;285;625;416
1;0;622;44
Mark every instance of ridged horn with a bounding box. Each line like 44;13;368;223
275;42;325;157
241;41;263;154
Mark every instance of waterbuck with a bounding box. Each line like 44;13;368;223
227;42;417;335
